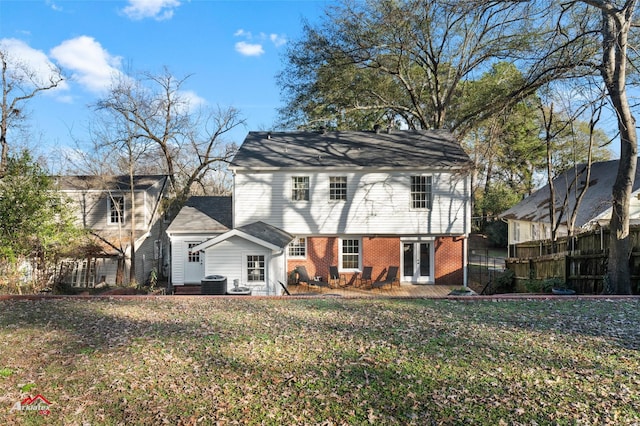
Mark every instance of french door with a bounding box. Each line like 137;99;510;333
402;242;433;284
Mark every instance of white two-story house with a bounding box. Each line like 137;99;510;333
57;175;170;287
179;129;472;294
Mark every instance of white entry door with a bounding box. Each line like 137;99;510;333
184;242;204;284
402;242;433;284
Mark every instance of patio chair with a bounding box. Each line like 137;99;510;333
329;265;348;288
278;281;291;296
295;266;330;287
358;266;373;288
372;266;399;290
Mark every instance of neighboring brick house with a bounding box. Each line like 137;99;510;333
230;129;472;287
56;175;170;287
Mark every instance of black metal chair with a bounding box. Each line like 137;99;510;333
372;266;399;289
358;266;373;288
296;266;330;287
329;265;348;288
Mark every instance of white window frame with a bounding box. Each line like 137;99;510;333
108;195;125;224
247;255;266;282
292;176;310;201
410;175;432;210
288;237;307;259
339;238;361;272
329;176;347;201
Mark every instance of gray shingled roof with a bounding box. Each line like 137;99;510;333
499;158;640;228
167;196;232;234
236;221;294;249
231;130;471;169
56;175;168;191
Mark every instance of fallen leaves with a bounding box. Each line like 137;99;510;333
0;297;639;424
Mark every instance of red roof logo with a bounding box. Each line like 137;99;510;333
10;394;51;415
21;394;52;406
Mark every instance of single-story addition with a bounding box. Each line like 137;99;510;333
166;196;232;286
190;222;293;296
166;196;294;295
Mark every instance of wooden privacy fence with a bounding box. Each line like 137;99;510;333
506;225;640;294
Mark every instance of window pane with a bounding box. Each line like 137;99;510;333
292;177;309;201
247;255;265;281
187;243;200;263
341;239;360;269
329;176;347;200
411;176;432;209
288;237;306;257
110;196;124;223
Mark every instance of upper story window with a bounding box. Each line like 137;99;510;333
288;237;306;258
292;176;309;201
329;176;347;201
411;176;432;209
340;238;361;271
109;195;125;224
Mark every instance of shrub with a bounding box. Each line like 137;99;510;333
492;269;515;294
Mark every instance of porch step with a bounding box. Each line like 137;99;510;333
173;285;203;295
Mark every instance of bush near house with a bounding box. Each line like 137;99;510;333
0;152;85;294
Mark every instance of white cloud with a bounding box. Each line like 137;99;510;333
122;0;181;21
235;41;265;57
270;33;287;48
173;90;207;114
50;36;123;94
0;38;69;92
233;28;286;57
234;29;250;38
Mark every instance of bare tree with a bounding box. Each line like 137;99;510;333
0;48;64;176
94;69;244;204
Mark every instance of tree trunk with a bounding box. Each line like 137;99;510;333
598;5;637;294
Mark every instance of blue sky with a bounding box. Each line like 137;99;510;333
0;0;329;164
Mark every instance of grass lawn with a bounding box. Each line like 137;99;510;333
1;296;639;425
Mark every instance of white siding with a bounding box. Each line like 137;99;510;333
169;234;219;285
234;170;469;235
204;236;285;296
171;239;185;285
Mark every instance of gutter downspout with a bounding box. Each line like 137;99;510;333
463;173;470;288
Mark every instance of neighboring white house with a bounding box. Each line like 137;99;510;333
56;175;170;286
500;158;640;256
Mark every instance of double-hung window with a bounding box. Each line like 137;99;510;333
288;237;306;258
109;195;125;224
340;238;361;271
410;176;432;209
329;176;347;201
292;176;309;201
247;255;265;282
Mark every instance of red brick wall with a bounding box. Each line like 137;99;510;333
362;237;400;282
288;237;338;282
434;236;464;285
287;235;465;286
